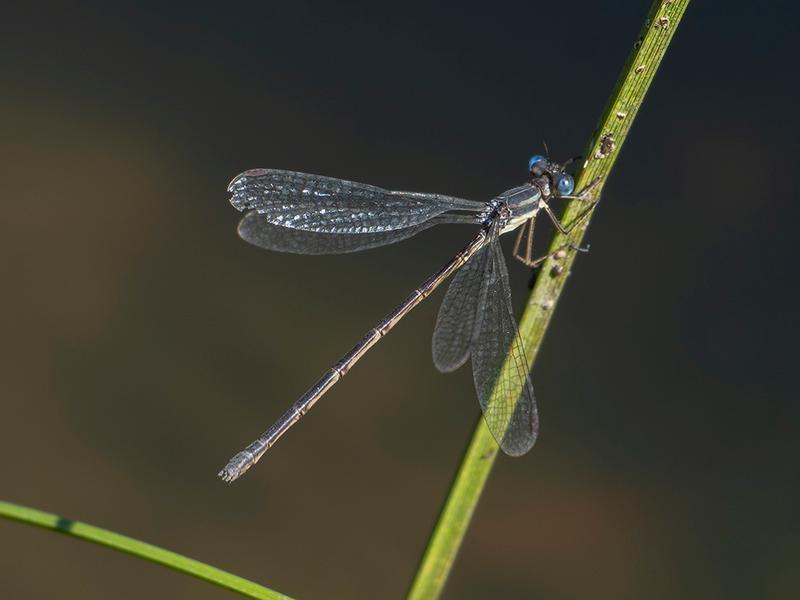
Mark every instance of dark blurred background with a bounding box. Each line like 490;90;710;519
1;1;798;598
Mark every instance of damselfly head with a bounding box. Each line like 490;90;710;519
528;155;575;197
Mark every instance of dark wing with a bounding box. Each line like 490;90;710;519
237;212;437;255
471;226;539;456
229;169;485;234
431;242;491;372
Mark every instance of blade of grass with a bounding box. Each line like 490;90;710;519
407;2;691;598
0;500;292;600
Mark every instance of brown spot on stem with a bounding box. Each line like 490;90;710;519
594;133;616;159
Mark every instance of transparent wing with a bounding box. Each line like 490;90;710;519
432;242;491;372
237;212;478;255
471;227;539;456
229;169;485;234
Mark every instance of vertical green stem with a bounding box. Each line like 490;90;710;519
408;2;691;599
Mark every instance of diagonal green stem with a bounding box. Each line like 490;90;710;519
407;2;691;599
0;500;292;600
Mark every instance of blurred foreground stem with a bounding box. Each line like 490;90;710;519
0;500;291;600
407;2;691;598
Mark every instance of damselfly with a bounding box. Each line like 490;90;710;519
219;156;599;482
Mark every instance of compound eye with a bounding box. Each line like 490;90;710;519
528;155;546;172
557;174;575;195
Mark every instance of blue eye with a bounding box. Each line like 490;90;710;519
557;174;575;195
528;155;546;172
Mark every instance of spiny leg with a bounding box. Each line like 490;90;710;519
524;217;535;264
513;218;542;268
518;177;602;267
515;208;593;269
522;177;601;279
512;220;526;261
525;240;592;288
542;203;577;235
538;175;603;235
541;195;601;236
527;241;590;269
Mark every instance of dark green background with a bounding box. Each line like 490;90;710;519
1;2;797;598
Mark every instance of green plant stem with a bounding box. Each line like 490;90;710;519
0;500;292;600
407;2;691;599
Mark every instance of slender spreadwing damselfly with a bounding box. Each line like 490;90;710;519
219;155;600;482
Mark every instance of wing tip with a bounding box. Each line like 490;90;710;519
498;414;539;457
500;435;537;457
432;349;470;374
227;168;270;192
228;169;272;211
